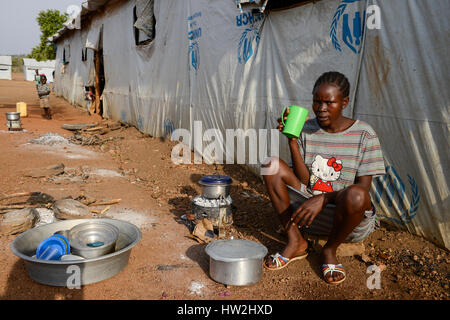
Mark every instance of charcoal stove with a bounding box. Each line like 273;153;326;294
6;119;22;131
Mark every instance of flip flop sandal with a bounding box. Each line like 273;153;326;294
264;251;308;271
321;264;346;285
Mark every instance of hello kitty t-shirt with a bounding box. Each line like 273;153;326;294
297;119;386;195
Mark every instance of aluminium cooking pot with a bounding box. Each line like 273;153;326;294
199;175;233;199
205;239;268;286
6;112;20;121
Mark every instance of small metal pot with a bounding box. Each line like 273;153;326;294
69;221;120;259
6;112;20;121
205;240;267;286
199;175;233;199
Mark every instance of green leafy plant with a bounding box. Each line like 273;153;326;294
28;9;68;61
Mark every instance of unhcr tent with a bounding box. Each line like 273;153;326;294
22;58;56;83
52;0;450;249
0;56;12;80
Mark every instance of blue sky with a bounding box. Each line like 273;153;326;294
0;0;83;55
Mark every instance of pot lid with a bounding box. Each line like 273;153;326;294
199;175;233;185
205;240;267;262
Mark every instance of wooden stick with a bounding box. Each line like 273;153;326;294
88;199;121;206
100;205;111;214
0;205;27;210
259;231;287;245
0;192;33;202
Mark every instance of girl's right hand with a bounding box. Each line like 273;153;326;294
276;107;289;132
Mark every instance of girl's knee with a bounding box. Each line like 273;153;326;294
339;185;371;213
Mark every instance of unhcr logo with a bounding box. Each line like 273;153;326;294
330;0;381;53
188;12;202;70
236;11;265;64
238;27;261;64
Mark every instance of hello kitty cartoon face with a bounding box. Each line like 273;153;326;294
310;155;343;194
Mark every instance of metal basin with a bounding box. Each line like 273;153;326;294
10;218;141;286
69;221;120;259
205;239;267;286
6;112;20;121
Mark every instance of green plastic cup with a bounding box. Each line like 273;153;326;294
281;105;309;139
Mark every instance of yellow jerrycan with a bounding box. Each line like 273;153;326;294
16;102;27;117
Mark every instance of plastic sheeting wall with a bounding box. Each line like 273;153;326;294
54;0;449;249
354;0;450;249
55;0;365;160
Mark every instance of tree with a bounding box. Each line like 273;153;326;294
28;9;68;61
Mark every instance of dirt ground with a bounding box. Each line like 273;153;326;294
0;74;448;301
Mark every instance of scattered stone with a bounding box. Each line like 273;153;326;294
35;208;56;227
52;199;92;220
0;208;39;235
360;253;371;263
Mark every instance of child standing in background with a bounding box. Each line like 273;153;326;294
37;75;51;119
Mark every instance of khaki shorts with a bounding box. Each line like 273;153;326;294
40;97;50;109
287;184;378;243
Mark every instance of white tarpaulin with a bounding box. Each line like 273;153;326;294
53;0;450;249
354;0;450;248
0;56;12;80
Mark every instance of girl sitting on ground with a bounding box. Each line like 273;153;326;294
262;71;386;284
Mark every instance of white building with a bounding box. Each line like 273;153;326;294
23;58;56;83
0;56;12;80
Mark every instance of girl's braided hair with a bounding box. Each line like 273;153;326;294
312;71;350;98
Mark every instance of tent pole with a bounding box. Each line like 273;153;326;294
94;50;101;114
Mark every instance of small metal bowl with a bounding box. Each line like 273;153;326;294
69;221;120;259
6;112;21;121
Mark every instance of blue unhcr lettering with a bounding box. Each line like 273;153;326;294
187;12;202;70
188;28;202;41
189;41;200;70
236;15;243;27
187;12;201;21
236;12;263;27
